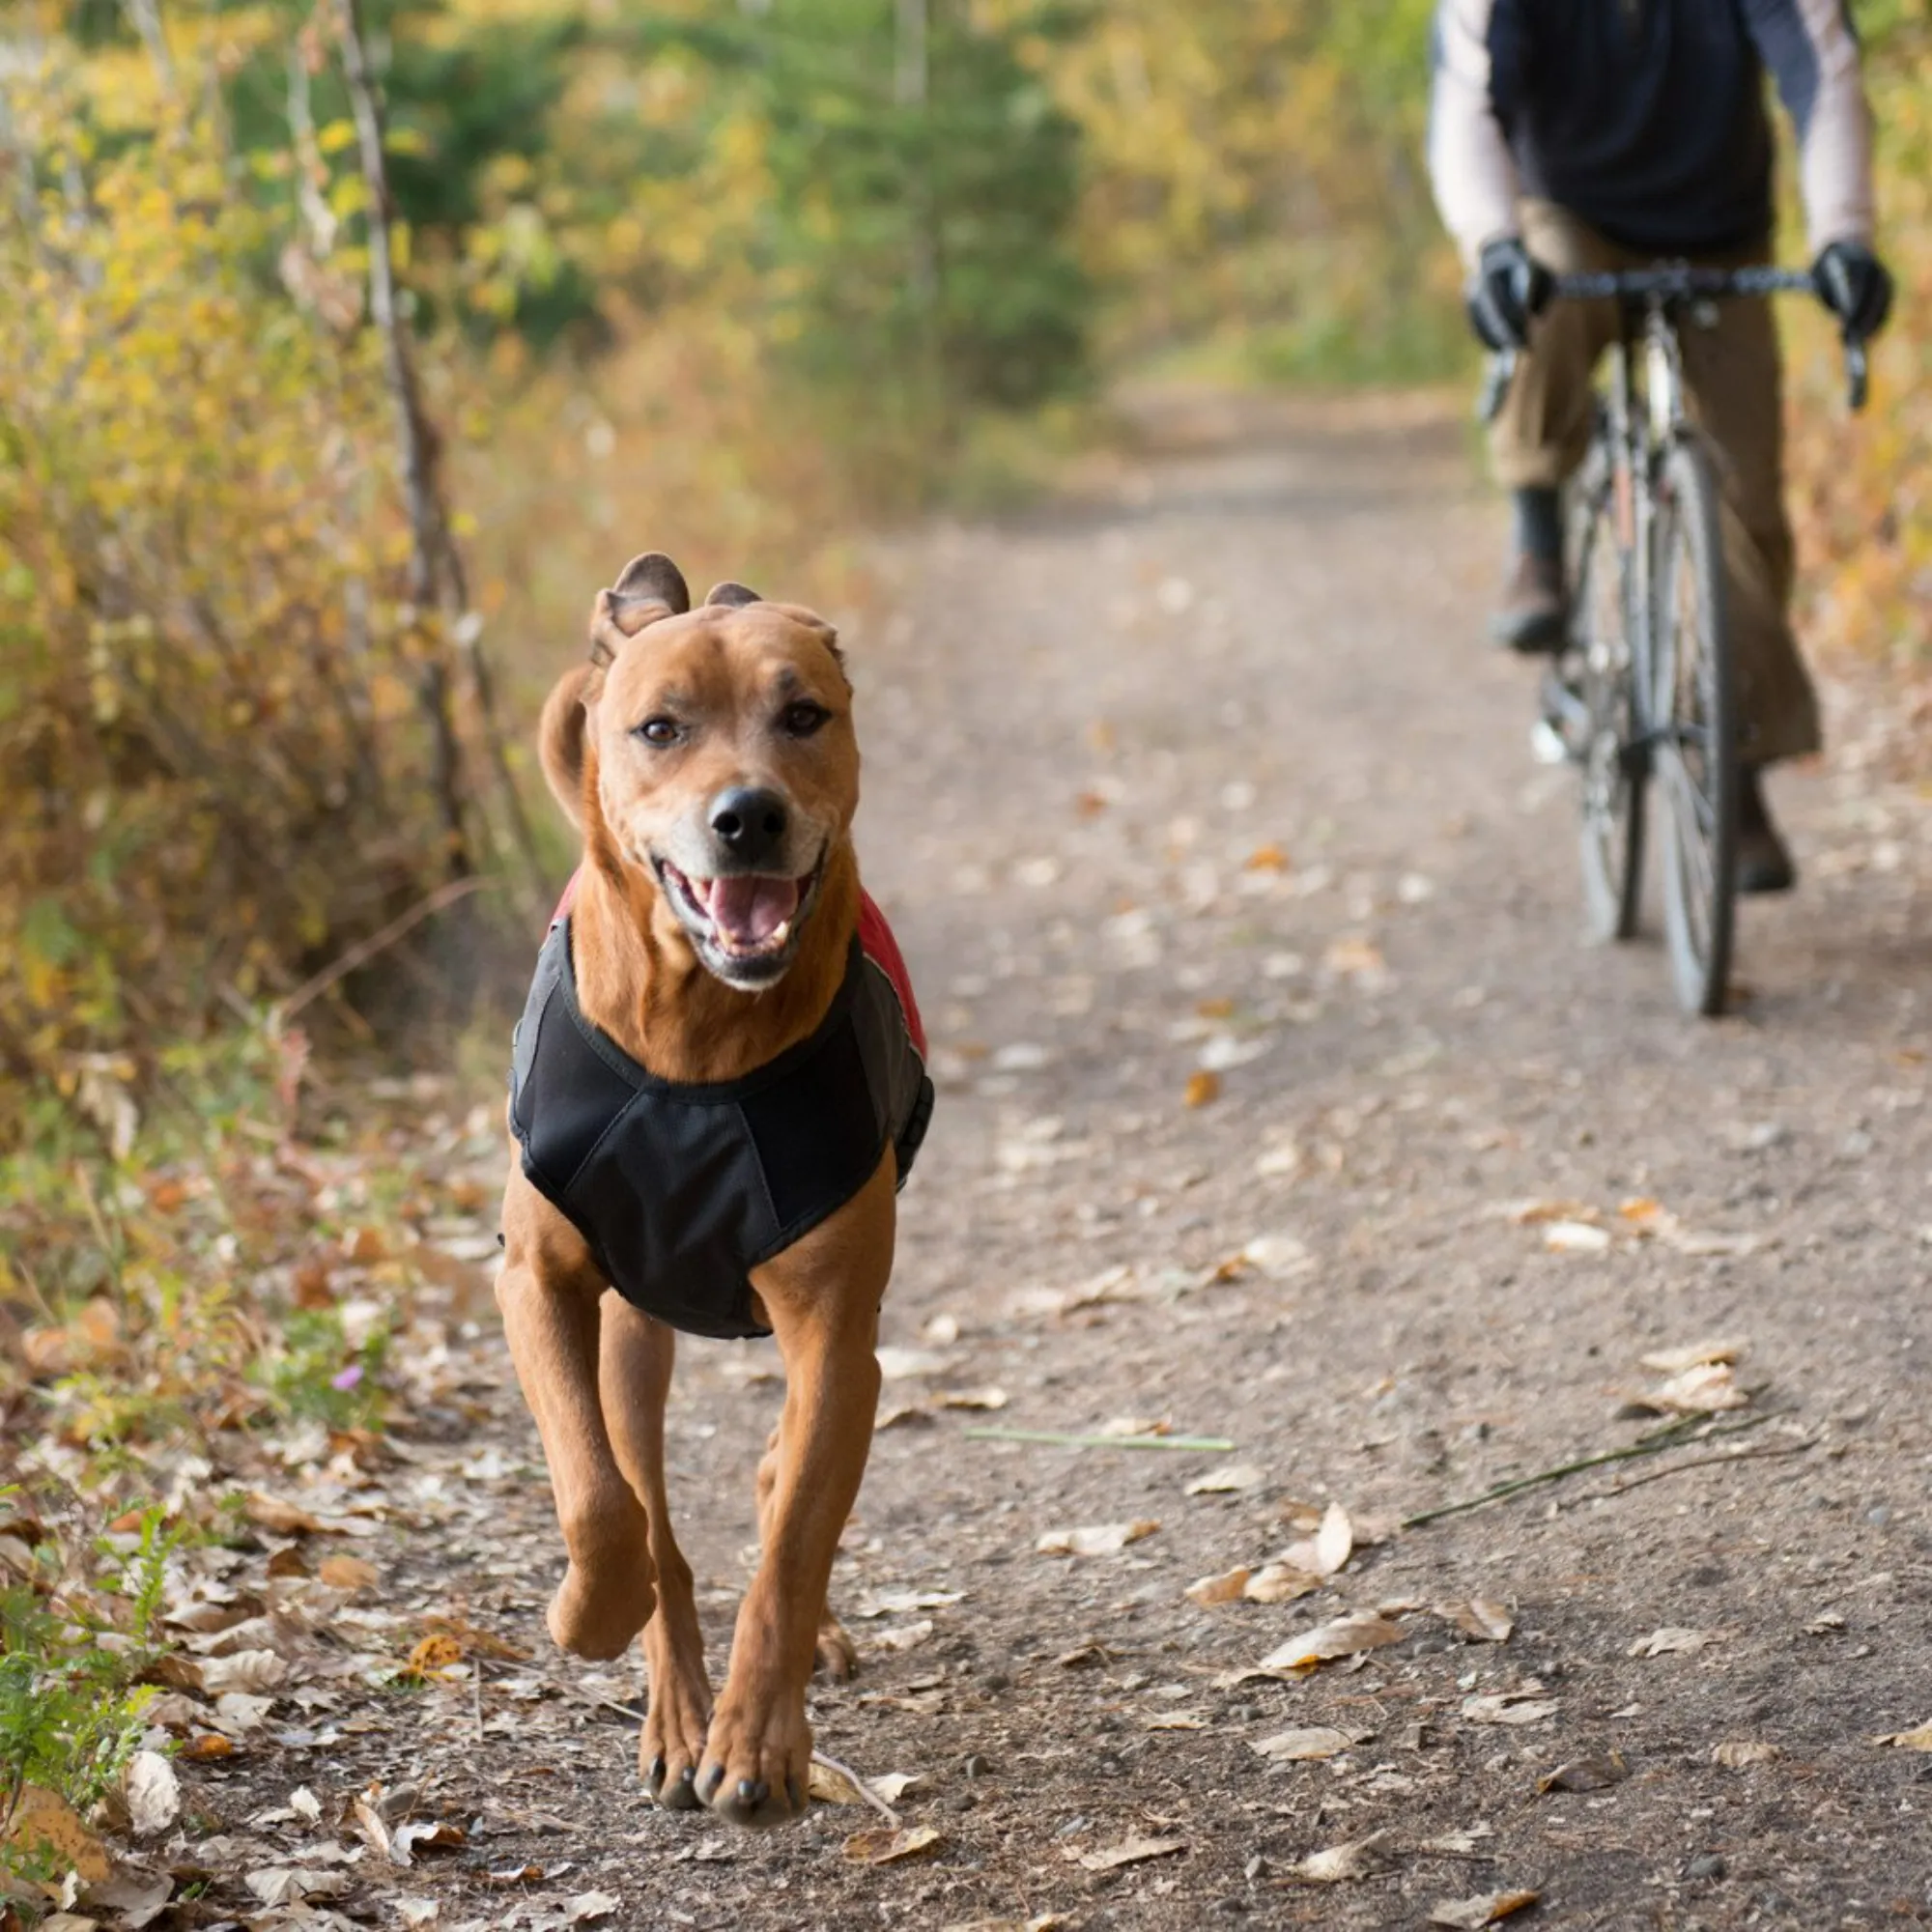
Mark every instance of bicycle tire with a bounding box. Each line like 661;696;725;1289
1652;435;1738;1017
1568;435;1644;944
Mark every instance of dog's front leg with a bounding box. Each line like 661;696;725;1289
497;1188;657;1660
697;1158;894;1829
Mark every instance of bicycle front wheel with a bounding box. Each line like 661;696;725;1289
1652;436;1738;1017
1568;435;1644;944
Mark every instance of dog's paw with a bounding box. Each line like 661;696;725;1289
695;1694;810;1830
813;1615;859;1684
640;1661;712;1811
546;1506;657;1661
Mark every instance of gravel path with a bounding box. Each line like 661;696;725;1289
187;387;1932;1931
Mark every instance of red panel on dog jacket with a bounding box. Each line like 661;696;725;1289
508;881;933;1341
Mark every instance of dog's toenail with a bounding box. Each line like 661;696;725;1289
697;1765;724;1803
785;1774;805;1811
647;1754;666;1789
737;1777;769;1809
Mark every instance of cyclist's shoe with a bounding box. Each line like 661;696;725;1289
1736;768;1797;895
1489;553;1568;655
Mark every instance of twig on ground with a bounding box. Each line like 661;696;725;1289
472;1657;485;1744
810;1750;901;1829
962;1427;1236;1453
1586;1437;1816;1500
1402;1412;1776;1529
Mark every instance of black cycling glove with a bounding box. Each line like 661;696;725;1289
1812;240;1893;341
1464;236;1553;352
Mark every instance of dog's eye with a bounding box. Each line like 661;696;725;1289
635;717;682;748
780;701;830;738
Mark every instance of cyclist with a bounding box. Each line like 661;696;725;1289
1428;0;1893;892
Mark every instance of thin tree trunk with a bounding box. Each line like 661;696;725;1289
330;0;542;904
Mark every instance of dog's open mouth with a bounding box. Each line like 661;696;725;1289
656;857;823;980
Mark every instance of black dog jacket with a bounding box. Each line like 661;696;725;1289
509;889;932;1341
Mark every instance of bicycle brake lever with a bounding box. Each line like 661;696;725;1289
1477;349;1518;425
1845;339;1869;413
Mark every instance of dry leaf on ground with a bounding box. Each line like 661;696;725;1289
1184;1566;1249;1606
245;1492;328;1537
1185;1463;1264;1495
246;1868;351;1906
1713;1741;1781;1768
1463;1690;1558;1725
1429;1889;1541;1928
76;1872;174;1930
124;1750;181;1836
1537;1752;1628;1793
1545;1220;1611;1254
1873;1720;1932;1751
319;1554;380;1592
1290;1831;1396;1883
1069;1835;1187;1872
1242;1562;1322;1605
197;1649;289;1695
1182;1070;1221;1109
934;1387;1008;1411
1436;1599;1514;1643
1634;1363;1749;1414
1639;1338;1747;1374
844;1825;945;1864
1630;1626;1725;1658
1036;1520;1158;1557
1251;1726;1368;1762
566;1892;620;1923
1260;1611;1406;1674
4;1785;112;1889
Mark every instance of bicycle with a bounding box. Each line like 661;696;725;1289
1479;266;1868;1017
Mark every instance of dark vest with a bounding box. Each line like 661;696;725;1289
508;897;932;1340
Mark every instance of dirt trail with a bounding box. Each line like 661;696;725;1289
194;391;1932;1930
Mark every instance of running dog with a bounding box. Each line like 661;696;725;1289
497;553;931;1828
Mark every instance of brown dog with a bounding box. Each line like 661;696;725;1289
497;554;930;1829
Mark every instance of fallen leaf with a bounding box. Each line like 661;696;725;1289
393;1821;466;1858
567;1892;620;1923
245;1492;327;1537
1290;1832;1395;1883
245;1868;350;1906
809;1762;866;1806
843;1825;946;1864
1874;1720;1932;1751
868;1774;923;1804
1069;1835;1187;1872
290;1786;323;1823
1429;1889;1541;1928
1143;1712;1209;1731
76;1872;174;1931
1713;1741;1780;1768
319;1554;381;1592
1239;1233;1311;1279
1419;1825;1496;1856
182;1734;236;1760
1634;1364;1748;1414
874;1347;953;1381
1544;1220;1611;1254
124;1750;181;1836
1638;1338;1747;1374
1505;1199;1598;1226
1436;1599;1514;1643
1463;1691;1558;1725
406;1634;466;1678
1184;1566;1249;1606
1242;1563;1322;1605
853;1588;964;1618
1036;1520;1159;1557
1184;1463;1264;1495
198;1649;287;1695
933;1387;1008;1412
870;1620;933;1654
4;1787;111;1891
1182;1070;1220;1109
1245;843;1290;872
1536;1751;1628;1793
1629;1626;1724;1658
1260;1611;1406;1674
1323;936;1386;979
353;1794;399;1865
1251;1726;1367;1762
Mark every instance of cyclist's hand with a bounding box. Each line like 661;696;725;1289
1812;240;1893;340
1464;237;1553;352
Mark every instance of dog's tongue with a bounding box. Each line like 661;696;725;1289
705;874;801;950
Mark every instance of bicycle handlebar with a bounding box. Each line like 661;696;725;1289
1476;265;1870;422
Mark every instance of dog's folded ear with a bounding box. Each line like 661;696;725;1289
589;552;691;664
705;582;762;609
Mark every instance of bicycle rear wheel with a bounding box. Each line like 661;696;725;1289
1567;436;1644;943
1652;436;1737;1017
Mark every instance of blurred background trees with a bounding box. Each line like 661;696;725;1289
2;0;1927;1141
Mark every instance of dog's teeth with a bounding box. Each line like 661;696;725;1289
769;919;790;946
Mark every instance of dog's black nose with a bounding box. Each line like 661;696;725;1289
708;786;789;867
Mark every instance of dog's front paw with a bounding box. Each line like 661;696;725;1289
548;1502;657;1660
695;1692;810;1830
641;1661;712;1810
